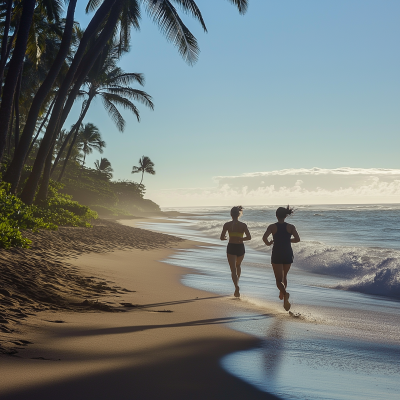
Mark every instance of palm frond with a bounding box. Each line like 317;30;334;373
39;0;64;22
170;0;207;32
126;0;141;30
226;0;248;14
78;123;105;155
104;87;154;109
101;92;142;123
101;96;126;131
85;0;102;13
138;156;156;174
118;0;141;52
106;71;145;86
144;0;199;65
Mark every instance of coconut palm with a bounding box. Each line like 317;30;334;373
53;40;153;172
20;0;248;204
76;123;105;170
94;157;113;179
0;0;65;163
20;0;121;204
0;0;36;162
3;0;77;192
131;156;155;185
53;42;153;182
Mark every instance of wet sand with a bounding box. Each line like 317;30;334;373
0;220;277;399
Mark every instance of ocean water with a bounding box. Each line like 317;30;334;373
165;204;400;299
134;204;400;399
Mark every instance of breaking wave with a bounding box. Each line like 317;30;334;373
191;219;400;299
294;242;400;298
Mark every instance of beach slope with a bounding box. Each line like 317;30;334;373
1;238;277;399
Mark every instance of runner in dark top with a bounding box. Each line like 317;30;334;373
263;206;300;311
220;206;251;298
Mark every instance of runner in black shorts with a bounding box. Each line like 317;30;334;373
263;206;300;311
220;206;251;298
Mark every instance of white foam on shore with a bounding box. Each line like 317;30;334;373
138;217;400;400
189;218;400;299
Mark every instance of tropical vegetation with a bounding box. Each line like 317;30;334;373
0;0;248;247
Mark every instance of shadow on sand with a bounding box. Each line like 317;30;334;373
3;336;282;400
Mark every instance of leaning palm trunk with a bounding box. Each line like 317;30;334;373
0;0;36;163
0;0;13;86
25;95;57;162
20;0;119;204
7;105;14;157
14;69;23;149
52;8;124;147
35;143;56;204
57;127;80;183
0;22;20;86
32;1;125;201
4;0;78;193
51;95;93;175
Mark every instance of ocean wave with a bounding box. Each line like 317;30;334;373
190;219;400;299
294;242;400;299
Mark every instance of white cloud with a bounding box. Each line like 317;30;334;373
147;167;400;207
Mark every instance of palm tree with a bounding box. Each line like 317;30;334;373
20;0;122;204
94;157;113;179
77;123;105;169
132;156;156;185
20;0;248;204
36;35;147;197
0;0;36;162
52;41;153;182
0;0;65;162
4;0;78;193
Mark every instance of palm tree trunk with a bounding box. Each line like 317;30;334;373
0;0;36;163
20;0;118;205
140;171;144;185
79;153;87;177
14;69;23;150
57;127;80;182
7;105;14;157
3;0;77;192
0;0;13;86
35;142;55;204
25;95;57;162
51;95;93;175
0;24;20;86
55;1;124;143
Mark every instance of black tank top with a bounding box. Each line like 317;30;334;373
272;222;292;250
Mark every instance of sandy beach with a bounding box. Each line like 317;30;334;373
0;219;277;399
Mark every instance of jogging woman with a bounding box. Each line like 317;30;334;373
220;206;251;298
263;206;300;311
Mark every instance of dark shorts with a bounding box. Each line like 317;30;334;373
227;243;245;257
271;248;294;264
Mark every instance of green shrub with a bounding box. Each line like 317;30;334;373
0;182;53;249
0;221;32;249
33;181;97;227
0;181;97;249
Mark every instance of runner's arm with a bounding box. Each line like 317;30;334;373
242;225;251;241
220;224;228;241
263;225;274;246
290;225;300;243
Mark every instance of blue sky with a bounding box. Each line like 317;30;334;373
68;0;400;206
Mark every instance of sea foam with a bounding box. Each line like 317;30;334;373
191;219;400;299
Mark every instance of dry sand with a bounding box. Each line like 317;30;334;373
0;220;277;399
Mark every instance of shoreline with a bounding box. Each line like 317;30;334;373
1;219;278;399
131;215;400;399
